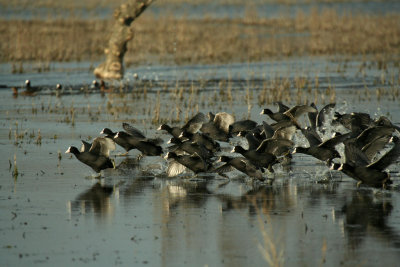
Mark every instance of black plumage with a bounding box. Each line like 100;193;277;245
66;137;115;173
211;156;265;181
331;136;400;188
101;123;163;156
232;145;278;172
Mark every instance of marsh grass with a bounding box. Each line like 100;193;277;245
0;9;399;68
7;66;397;130
35;129;42;145
152;91;161;125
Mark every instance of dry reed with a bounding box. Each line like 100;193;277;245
0;8;399;67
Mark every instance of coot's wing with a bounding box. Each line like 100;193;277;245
301;127;322;147
369;137;400;171
362;135;392;162
316;103;336;128
307;103;318;130
167;161;187;177
344;140;370;166
182;112;208;134
213;112;235;133
122;122;146;139
274;101;290;113
90;137;116;157
80;140;92;152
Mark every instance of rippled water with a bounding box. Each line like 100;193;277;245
1;57;400;266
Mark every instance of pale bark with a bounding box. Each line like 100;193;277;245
94;0;154;80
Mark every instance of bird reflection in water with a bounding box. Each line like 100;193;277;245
161;177;213;216
68;182;114;218
158;177;301;218
216;180;296;216
340;190;400;250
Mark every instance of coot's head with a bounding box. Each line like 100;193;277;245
91;80;99;89
218;156;231;163
260;109;273;115
179;131;192;139
164;152;178;159
167;137;181;144
100;128;115;136
292;147;307;154
390;136;399;143
157;124;171;131
231;146;245;154
237;131;248;137
65;146;79;155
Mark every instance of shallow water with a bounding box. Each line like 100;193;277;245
1;57;400;266
1;1;399;20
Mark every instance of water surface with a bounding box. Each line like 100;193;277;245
1;57;400;266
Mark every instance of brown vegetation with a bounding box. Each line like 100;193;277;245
0;0;394;9
0;8;399;66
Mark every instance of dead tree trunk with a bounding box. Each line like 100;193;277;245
94;0;154;80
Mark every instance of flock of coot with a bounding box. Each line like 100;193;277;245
66;102;400;189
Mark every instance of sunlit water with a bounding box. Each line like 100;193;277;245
1;57;400;266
